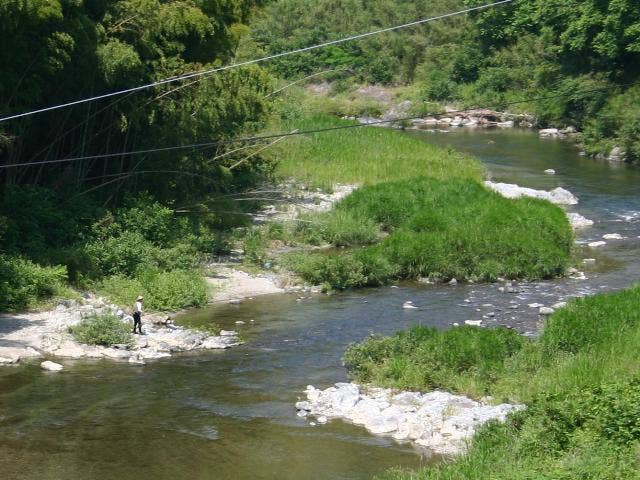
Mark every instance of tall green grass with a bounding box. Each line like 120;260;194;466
266;113;484;190
346;285;640;479
284;177;572;289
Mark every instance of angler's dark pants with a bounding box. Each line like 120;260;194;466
133;312;142;334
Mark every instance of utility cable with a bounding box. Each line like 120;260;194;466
0;84;625;171
0;0;513;123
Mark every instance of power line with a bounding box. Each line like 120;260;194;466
0;0;513;123
0;85;624;171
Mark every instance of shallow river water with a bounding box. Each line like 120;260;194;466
1;129;640;480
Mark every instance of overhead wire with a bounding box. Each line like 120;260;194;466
0;84;628;171
0;0;513;123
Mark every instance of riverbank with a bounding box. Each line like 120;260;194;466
347;285;640;479
0;296;241;365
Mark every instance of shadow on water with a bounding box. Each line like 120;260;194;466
2;129;640;479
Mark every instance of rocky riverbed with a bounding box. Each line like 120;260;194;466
295;383;523;456
0;296;241;366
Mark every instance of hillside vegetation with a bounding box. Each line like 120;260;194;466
252;0;640;161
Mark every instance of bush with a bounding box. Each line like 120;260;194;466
421;70;458;101
69;314;133;347
0;255;68;311
96;269;209;311
242;228;268;266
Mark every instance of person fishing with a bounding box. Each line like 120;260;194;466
133;295;144;334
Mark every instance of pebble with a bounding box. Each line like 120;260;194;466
544;169;556;174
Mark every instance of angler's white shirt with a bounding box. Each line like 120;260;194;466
134;301;143;314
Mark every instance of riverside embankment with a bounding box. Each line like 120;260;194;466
1;128;639;480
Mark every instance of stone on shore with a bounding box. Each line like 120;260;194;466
588;241;607;248
296;383;523;456
484;182;578;205
539;307;555;315
41;360;64;371
567;213;594;229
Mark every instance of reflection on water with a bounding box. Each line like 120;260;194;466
2;129;640;480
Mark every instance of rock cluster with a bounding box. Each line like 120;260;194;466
295;383;523;456
484;181;578;205
0;297;241;365
539;127;577;139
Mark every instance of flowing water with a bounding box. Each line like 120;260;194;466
2;129;640;480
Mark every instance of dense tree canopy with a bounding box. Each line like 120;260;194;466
0;0;270;201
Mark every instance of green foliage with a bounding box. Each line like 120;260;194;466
421;70;458;102
241;228;269;266
267;110;484;190
1;0;271;199
344;326;526;396
286;177;572;289
96;268;209;311
0;255;68;311
69;313;133;347
369;284;640;479
294;210;380;247
251;0;469;84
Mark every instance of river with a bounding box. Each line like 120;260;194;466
1;129;639;479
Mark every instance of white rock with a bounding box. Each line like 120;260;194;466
317;416;328;424
528;303;544;308
448;278;458;286
41;360;63;371
603;233;624;240
402;301;418;309
464;320;482;327
608;146;625;162
544;169;556;174
539;307;555;315
485;182;578;205
552;302;567;309
588;241;606;248
539;128;560;138
567;213;594;229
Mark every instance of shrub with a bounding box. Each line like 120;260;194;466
0;255;68;311
96;269;209;311
421;70;458;101
69;314;133;347
242;228;268;266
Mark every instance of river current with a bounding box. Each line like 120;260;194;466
1;129;639;479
